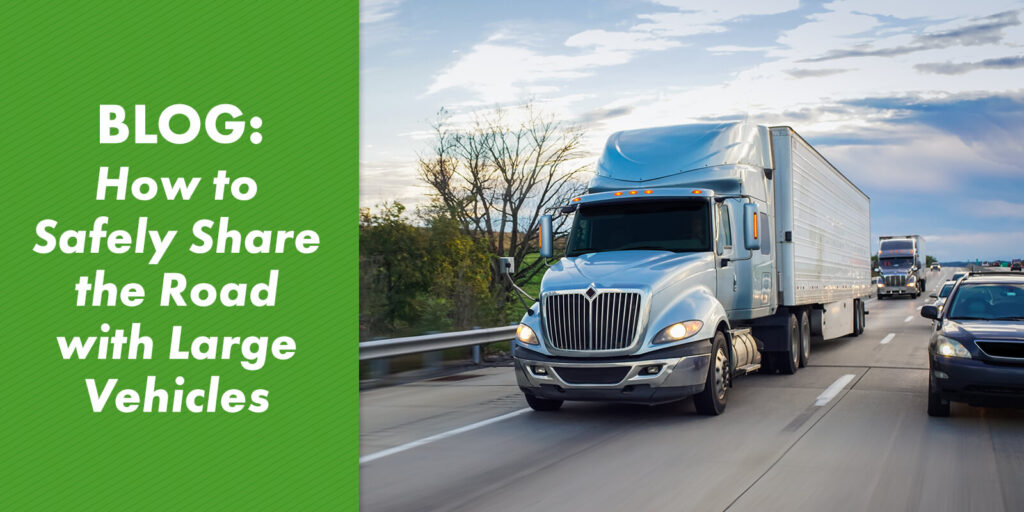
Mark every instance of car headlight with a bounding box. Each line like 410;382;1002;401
653;320;703;344
934;335;971;359
516;324;538;345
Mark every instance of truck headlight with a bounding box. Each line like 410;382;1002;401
653;321;703;344
516;324;538;345
934;335;970;359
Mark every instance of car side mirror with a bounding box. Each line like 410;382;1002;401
538;214;553;258
921;305;939;320
874;267;880;273
742;203;760;250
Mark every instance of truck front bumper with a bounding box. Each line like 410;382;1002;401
878;285;916;296
513;342;711;404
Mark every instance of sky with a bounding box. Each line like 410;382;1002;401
360;0;1024;262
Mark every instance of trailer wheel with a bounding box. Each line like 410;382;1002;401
858;301;866;335
798;310;810;367
694;331;729;415
852;300;864;336
524;394;563;412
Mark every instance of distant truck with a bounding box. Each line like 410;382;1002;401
876;235;926;299
513;123;872;415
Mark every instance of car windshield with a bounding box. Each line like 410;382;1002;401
939;283;955;298
946;282;1024;320
565;199;711;257
880;257;913;269
952;273;966;280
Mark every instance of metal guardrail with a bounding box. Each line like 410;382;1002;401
359;325;518;361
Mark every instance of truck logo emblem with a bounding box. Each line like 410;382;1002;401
585;286;597;299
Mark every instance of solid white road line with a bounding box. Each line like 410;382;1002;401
880;333;895;345
904;315;913;323
815;374;857;406
360;408;531;464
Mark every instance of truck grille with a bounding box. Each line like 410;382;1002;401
543;291;642;351
884;275;907;287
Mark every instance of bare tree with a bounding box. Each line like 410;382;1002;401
418;103;588;289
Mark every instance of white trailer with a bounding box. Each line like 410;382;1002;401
770;127;872;340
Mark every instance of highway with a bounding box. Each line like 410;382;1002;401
360;267;1024;511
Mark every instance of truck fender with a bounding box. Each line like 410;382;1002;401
646;286;729;347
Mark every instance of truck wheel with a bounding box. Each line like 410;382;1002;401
694;331;729;416
852;300;864;336
524;393;563;412
927;378;950;417
798;311;810;367
778;314;800;375
857;301;866;335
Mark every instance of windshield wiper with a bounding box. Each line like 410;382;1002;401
991;317;1024;321
566;248;600;257
948;316;991;320
619;246;676;252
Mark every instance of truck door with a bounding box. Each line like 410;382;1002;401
715;201;738;313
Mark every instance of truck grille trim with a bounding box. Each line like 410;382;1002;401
544;291;642;351
884;275;907;287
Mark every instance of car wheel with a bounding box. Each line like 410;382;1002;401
927;377;950;417
524;393;563;412
694;331;729;415
798;310;810;367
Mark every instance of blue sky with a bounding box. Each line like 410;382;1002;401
360;0;1024;261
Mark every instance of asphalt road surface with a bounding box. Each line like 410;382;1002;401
360;267;1024;511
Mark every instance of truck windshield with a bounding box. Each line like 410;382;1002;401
881;240;913;251
880;257;913;269
565;199;710;257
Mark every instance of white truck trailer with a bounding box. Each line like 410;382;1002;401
513;122;872;414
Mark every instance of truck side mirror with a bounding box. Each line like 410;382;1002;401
874;267;880;273
498;256;515;276
743;203;760;250
539;214;553;259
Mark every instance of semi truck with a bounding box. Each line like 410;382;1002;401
876;235;926;299
512;122;872;415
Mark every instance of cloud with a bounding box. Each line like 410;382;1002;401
785;68;852;78
576;105;635;125
565;30;682;52
841;94;1024;167
706;45;776;55
426;1;799;102
915;55;1024;74
961;199;1024;219
924;231;1024;260
360;0;403;24
635;1;800;37
802;10;1021;62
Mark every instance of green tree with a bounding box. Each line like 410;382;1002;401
359;202;500;340
926;255;937;266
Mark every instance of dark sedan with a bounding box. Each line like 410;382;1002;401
921;272;1024;416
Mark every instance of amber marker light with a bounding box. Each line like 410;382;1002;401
628;190;638;195
571;197;581;202
644;190;654;194
614;191;623;196
692;189;703;194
